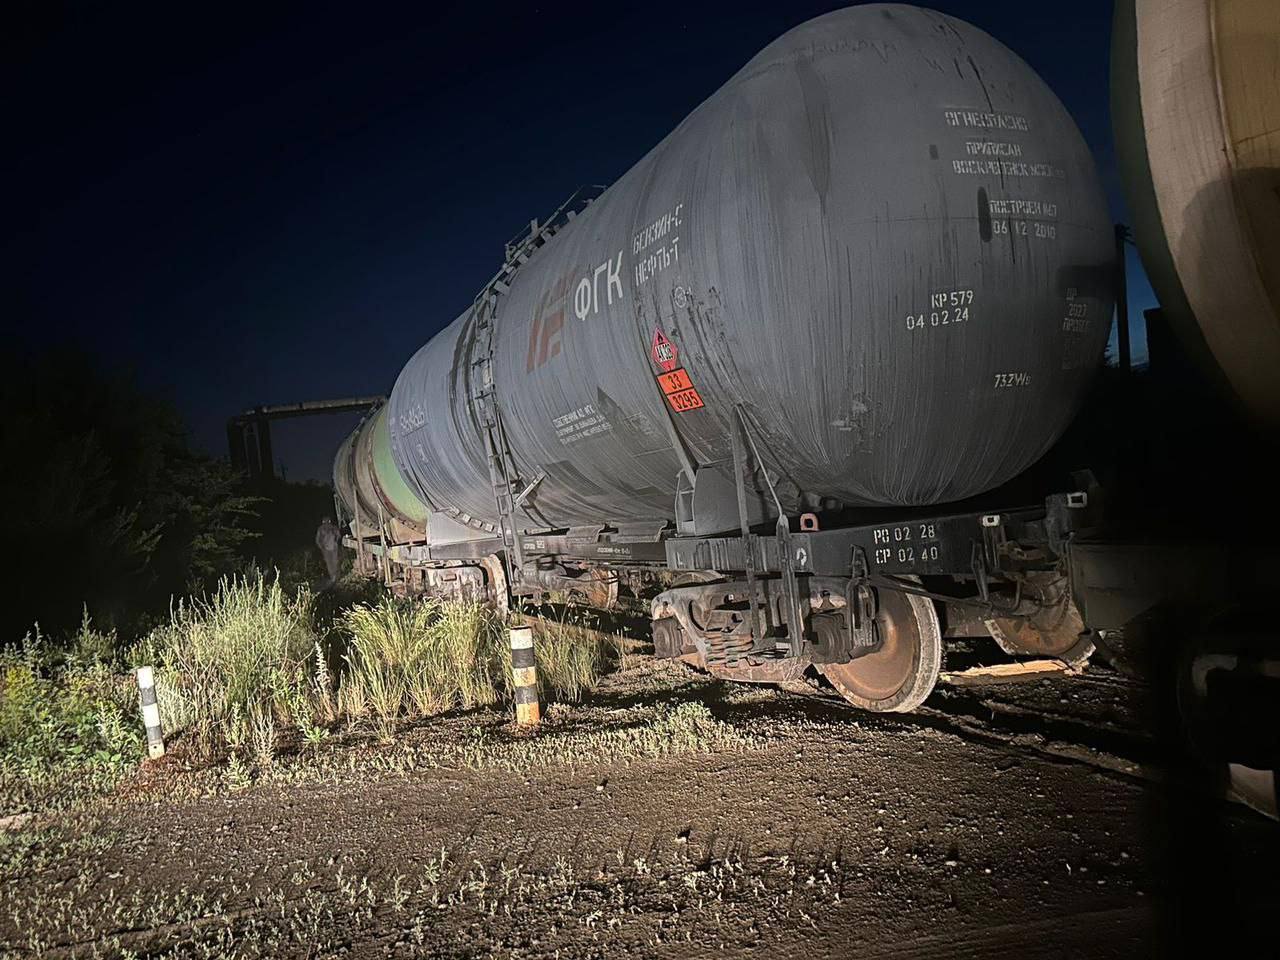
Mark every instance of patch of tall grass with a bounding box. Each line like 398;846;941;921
142;570;323;758
5;569;623;805
340;598;505;739
340;598;613;739
517;615;610;703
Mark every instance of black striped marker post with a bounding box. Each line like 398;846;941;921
135;666;166;759
509;626;541;725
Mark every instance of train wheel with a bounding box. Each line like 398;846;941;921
577;568;619;609
479;555;509;616
986;571;1094;666
818;589;942;712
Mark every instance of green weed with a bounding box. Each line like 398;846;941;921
0;626;140;813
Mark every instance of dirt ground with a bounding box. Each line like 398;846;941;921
3;657;1277;959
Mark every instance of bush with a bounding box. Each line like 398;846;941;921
142;570;323;759
0;628;140;814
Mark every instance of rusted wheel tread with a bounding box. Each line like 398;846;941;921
820;592;942;713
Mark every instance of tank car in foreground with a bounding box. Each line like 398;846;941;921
1109;0;1280;817
334;4;1120;713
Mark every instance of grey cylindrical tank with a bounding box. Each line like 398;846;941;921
1112;0;1280;422
385;4;1114;534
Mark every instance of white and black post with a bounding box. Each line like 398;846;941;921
135;666;166;759
509;626;541;725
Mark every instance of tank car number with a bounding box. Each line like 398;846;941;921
871;524;940;565
906;289;973;331
656;368;705;412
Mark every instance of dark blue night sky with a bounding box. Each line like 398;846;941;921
8;1;1150;479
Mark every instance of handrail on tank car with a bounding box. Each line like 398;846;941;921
501;184;606;262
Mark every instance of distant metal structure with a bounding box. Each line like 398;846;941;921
227;397;383;480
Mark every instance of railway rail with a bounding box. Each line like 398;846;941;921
524;605;1274;817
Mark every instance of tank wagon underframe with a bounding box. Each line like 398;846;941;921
357;496;1080;578
345;486;1096;712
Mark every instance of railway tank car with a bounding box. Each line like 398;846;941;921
333;4;1116;713
1110;0;1280;818
1112;0;1280;424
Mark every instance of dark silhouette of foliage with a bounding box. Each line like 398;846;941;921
0;352;261;643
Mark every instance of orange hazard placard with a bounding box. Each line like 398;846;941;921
656;367;704;412
666;388;704;412
656;369;694;394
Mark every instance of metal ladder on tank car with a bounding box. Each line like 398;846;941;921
467;185;606;589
